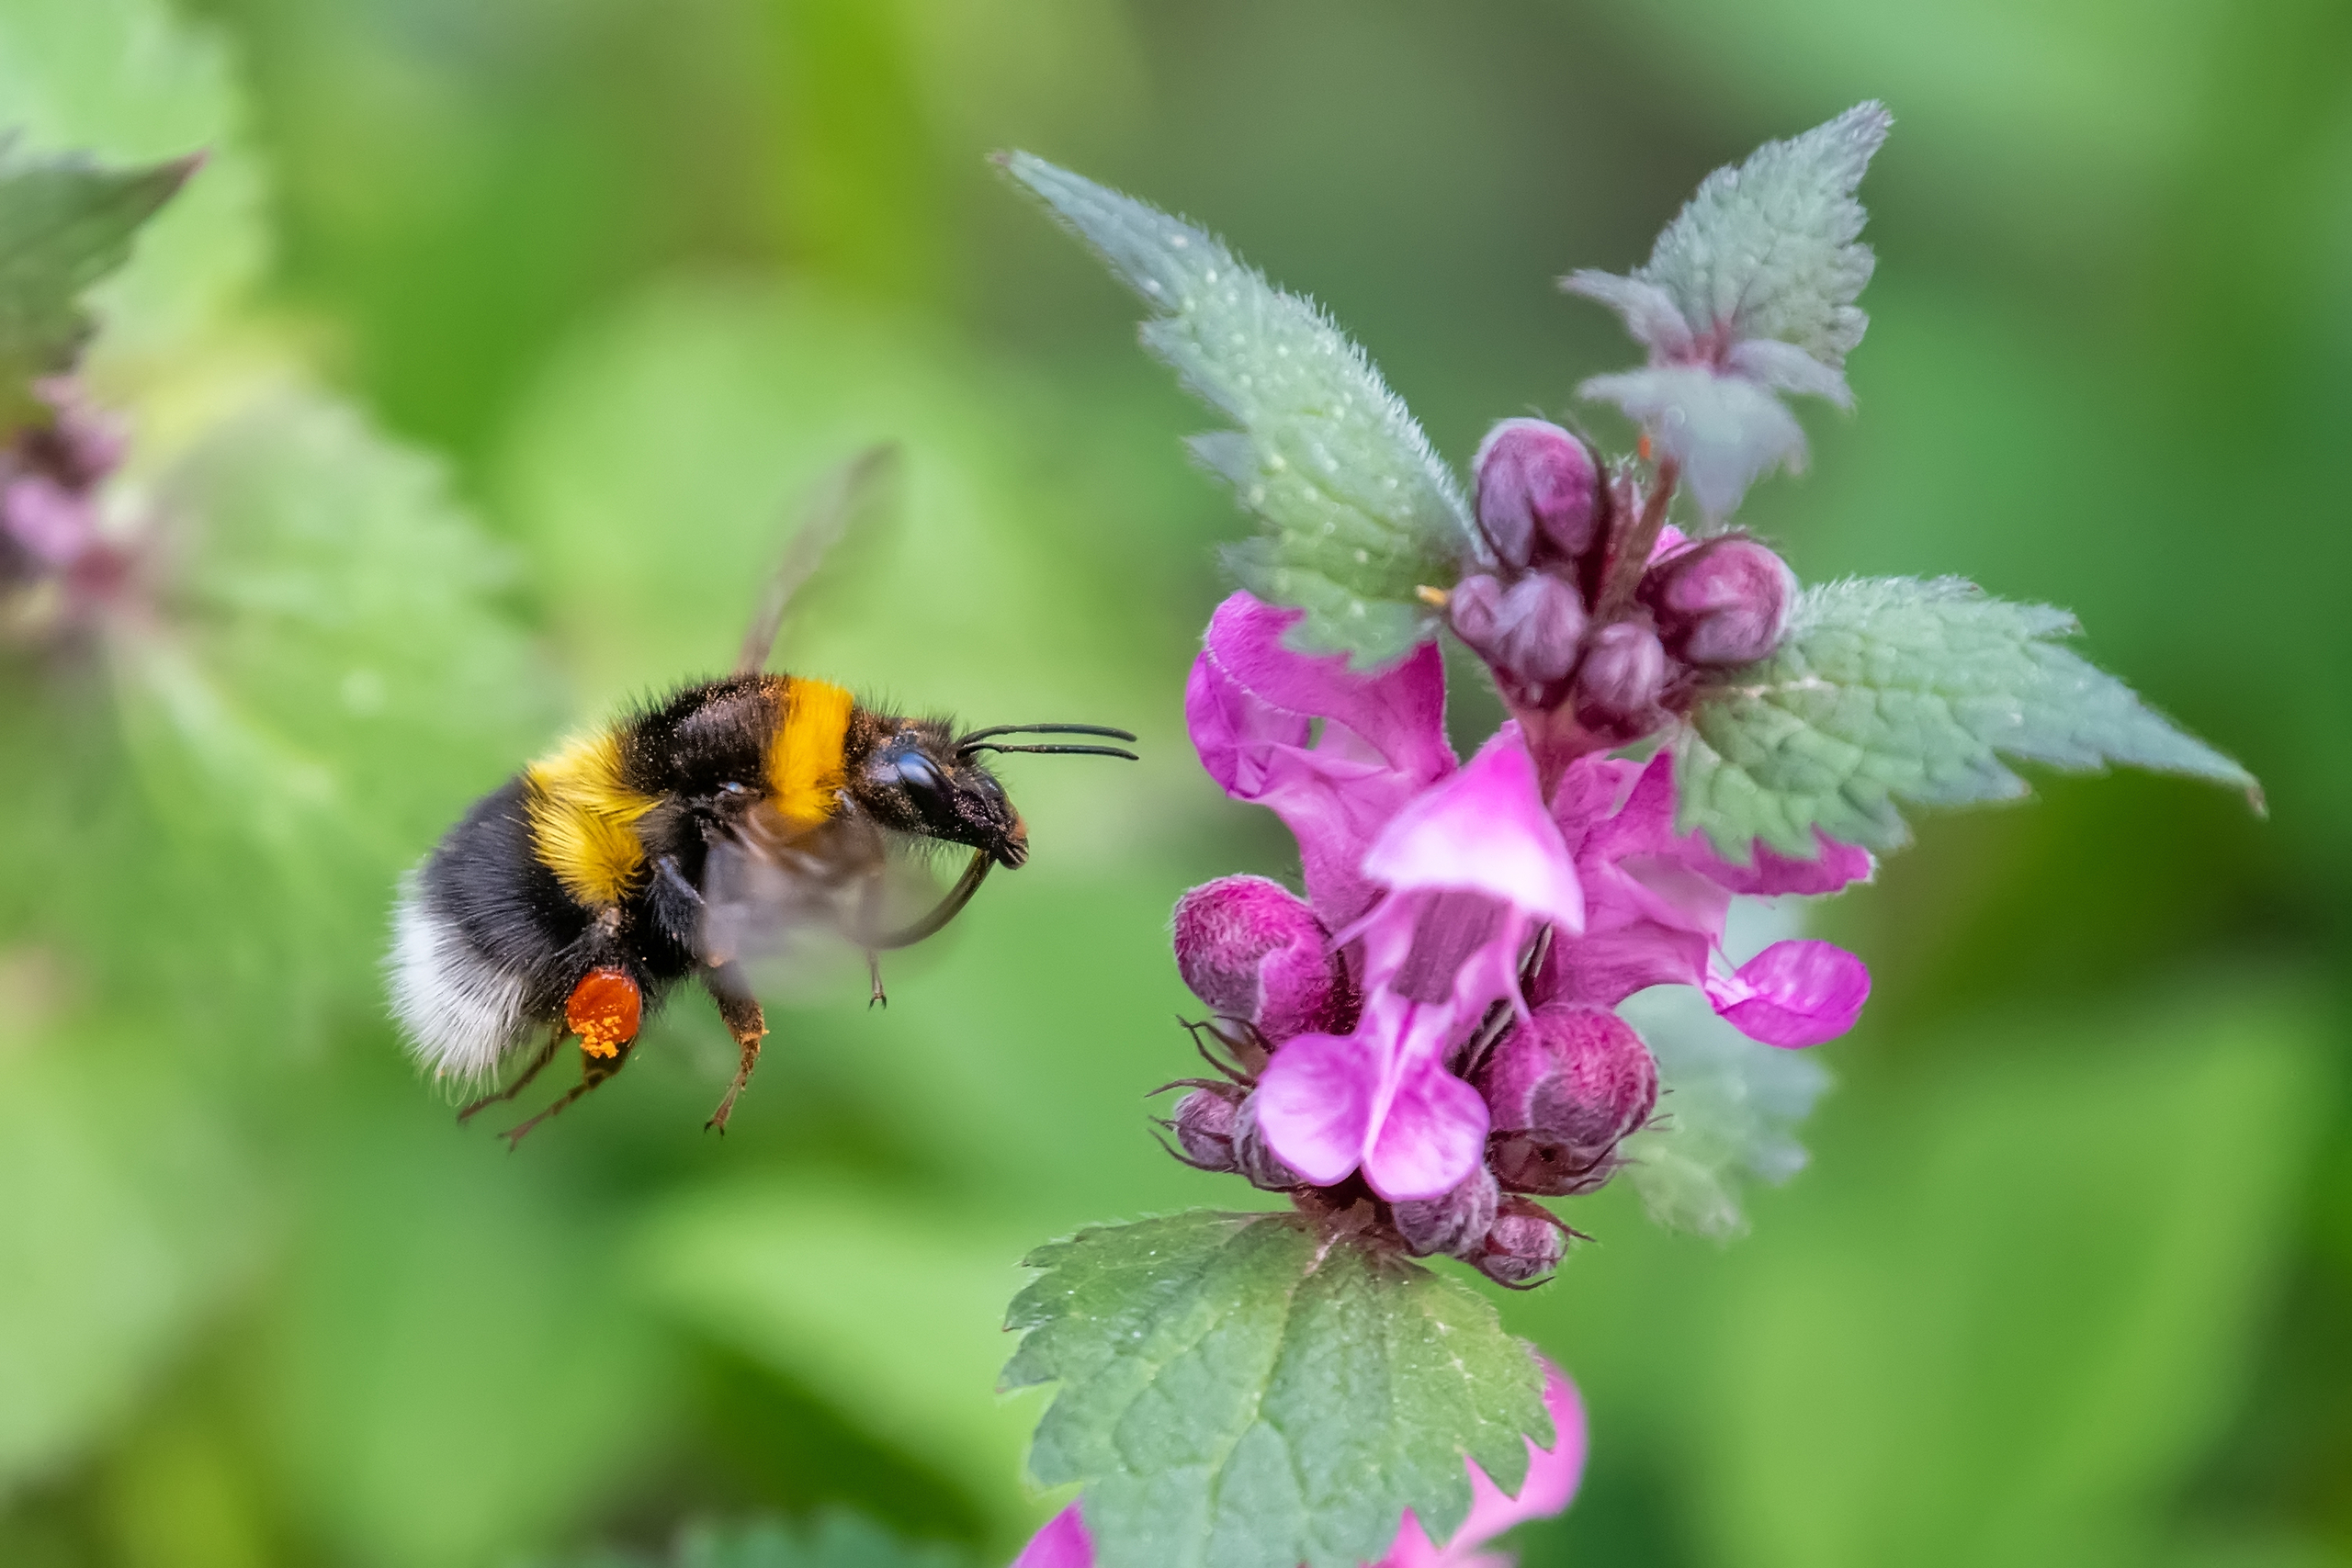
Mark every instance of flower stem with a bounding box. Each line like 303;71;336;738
1513;698;1606;800
1591;456;1679;624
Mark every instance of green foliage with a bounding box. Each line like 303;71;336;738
0;145;188;424
1694;992;2325;1568
1001;152;1473;669
1616;931;1831;1238
0;1;2344;1564
542;1512;969;1568
1568;103;1889;519
673;1514;970;1568
0;1021;256;1493
1002;1210;1548;1568
632;1176;1044;1518
1673;576;2257;859
1593;102;1888;370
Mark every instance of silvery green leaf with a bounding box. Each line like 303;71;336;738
1577;363;1807;519
1675;577;2261;860
1001;152;1474;669
1575;101;1891;370
1002;1210;1548;1568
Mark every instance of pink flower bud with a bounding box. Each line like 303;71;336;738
1475;419;1600;569
1173;1087;1242;1173
1476;1004;1657;1196
1448;573;1506;659
1476;1197;1568;1287
1233;1092;1302;1191
1172;875;1349;1043
1642;536;1794;667
1573;621;1668;720
1391;1165;1499;1259
1489;574;1589;687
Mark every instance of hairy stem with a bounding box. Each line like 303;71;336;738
1591;456;1679;623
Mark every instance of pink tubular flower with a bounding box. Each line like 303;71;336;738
1012;1363;1588;1568
1253;727;1581;1200
1539;750;1871;1046
1186;592;1456;931
1180;591;1869;1209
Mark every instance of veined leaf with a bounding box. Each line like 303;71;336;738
1566;104;1889;522
1001;1210;1548;1568
1570;101;1889;372
1674;576;2259;859
0;145;193;425
1001;152;1473;669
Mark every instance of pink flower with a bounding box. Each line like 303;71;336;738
1012;1363;1589;1568
1181;591;1869;1207
1185;592;1455;931
1010;1506;1094;1568
1539;750;1871;1046
1252;727;1582;1200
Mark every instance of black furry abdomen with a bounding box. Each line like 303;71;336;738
415;777;593;1023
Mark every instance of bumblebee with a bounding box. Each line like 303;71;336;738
386;449;1135;1142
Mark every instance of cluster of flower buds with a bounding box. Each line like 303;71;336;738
1447;419;1795;741
0;381;132;643
1161;876;1659;1288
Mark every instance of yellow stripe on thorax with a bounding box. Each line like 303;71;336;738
767;676;854;829
524;728;659;908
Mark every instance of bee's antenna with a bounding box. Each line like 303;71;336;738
961;742;1139;761
957;721;1137;747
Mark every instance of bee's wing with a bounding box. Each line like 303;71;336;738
695;806;961;971
697;810;868;970
734;444;900;677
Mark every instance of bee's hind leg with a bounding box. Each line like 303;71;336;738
457;1023;563;1124
502;1043;631;1150
700;960;768;1134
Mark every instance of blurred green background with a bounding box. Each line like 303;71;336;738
1;0;2346;1564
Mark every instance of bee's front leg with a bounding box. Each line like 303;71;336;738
700;960;767;1134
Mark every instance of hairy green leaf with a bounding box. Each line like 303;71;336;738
1001;1210;1548;1568
0;145;192;424
1566;104;1888;521
1570;102;1888;371
1001;152;1473;669
1675;576;2259;859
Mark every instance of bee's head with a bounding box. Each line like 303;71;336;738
856;722;1030;868
849;717;1138;871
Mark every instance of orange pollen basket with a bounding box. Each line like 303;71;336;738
566;967;642;1059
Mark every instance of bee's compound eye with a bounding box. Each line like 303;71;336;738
566;966;642;1058
894;751;948;804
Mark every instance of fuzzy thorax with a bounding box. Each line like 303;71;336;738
766;676;854;829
